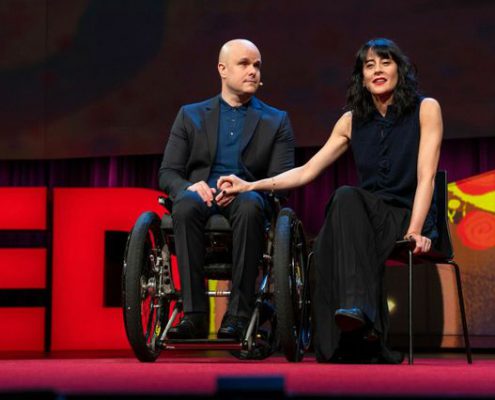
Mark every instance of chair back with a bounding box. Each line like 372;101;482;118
434;170;454;259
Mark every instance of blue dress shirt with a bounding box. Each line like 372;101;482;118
207;97;248;188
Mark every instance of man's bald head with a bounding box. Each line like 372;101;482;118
217;39;262;106
218;39;260;64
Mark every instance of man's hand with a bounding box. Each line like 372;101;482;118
187;181;216;207
405;232;432;254
215;180;235;207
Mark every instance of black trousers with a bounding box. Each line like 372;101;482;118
312;186;410;362
171;190;266;318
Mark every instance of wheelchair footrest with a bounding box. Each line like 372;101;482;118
159;338;242;351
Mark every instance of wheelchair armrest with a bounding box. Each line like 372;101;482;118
158;196;173;213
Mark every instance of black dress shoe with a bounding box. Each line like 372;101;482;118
167;313;208;339
334;307;366;332
217;314;249;340
363;327;380;342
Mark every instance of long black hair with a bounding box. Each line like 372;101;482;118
345;38;420;123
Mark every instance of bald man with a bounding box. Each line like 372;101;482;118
159;39;295;340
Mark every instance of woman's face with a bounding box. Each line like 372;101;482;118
362;49;398;97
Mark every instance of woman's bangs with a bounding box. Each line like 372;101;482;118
369;45;393;60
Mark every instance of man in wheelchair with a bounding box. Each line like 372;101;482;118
158;39;295;341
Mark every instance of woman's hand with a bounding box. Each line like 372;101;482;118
217;175;251;196
215;180;235;207
404;232;432;254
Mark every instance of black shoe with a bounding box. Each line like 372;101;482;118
363;327;380;342
217;314;249;340
335;307;365;332
167;313;208;339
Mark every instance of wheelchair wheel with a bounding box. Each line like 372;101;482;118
122;211;169;362
273;208;311;362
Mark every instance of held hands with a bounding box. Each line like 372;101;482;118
187;176;246;208
214;180;235;207
217;175;251;196
404;232;432;255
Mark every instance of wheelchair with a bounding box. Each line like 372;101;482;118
122;194;311;362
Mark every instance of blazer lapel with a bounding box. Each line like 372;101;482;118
240;97;262;153
205;96;220;163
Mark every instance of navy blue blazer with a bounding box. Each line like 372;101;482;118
159;95;295;200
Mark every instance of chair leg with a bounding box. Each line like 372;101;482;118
408;249;413;365
450;261;473;364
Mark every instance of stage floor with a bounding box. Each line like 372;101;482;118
0;351;494;398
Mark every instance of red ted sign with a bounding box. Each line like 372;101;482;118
0;187;164;351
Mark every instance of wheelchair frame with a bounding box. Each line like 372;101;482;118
122;196;311;362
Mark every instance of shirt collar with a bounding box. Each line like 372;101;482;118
219;96;250;112
374;104;398;126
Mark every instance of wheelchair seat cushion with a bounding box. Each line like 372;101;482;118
160;213;232;232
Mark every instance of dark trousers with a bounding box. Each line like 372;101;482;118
171;190;266;318
312;186;410;362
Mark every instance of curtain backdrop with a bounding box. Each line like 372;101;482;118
1;137;494;236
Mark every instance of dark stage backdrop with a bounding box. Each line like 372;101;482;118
1;0;494;159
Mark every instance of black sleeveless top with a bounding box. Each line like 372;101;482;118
350;99;437;239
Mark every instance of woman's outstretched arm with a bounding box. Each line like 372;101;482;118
217;112;352;196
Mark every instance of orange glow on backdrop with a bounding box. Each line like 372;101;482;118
457;211;495;251
449;170;495;251
447;170;495;346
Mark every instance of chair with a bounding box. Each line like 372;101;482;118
389;170;472;364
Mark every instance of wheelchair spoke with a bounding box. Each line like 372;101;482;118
142;297;156;343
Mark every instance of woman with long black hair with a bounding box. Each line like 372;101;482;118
217;38;443;363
